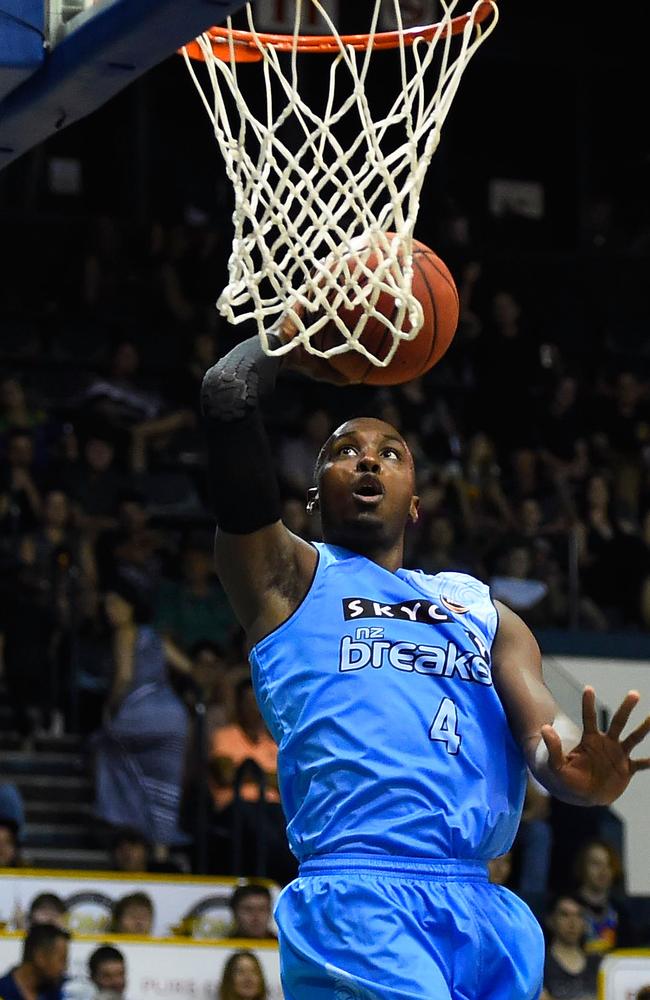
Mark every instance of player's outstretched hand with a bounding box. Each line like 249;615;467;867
541;687;650;806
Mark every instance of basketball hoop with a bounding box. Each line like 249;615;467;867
181;1;498;367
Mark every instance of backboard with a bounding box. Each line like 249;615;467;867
0;0;246;169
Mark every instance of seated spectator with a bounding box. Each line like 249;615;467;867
155;534;238;653
229;886;276;941
489;543;565;628
110;893;154;936
78;340;164;430
218;951;268;1000
0;820;22;869
543;895;599;1000
573;839;635;952
0;924;69;1000
110;828;150;873
87;945;126;1000
110;827;182;875
61;433;126;533
209;680;296;884
28;895;68;930
92;582;190;858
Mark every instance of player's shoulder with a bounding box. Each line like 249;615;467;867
408;567;492;610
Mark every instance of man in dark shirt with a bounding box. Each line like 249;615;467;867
0;924;69;1000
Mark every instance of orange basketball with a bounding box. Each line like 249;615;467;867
311;233;459;386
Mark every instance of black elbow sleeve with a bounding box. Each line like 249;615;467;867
201;336;284;534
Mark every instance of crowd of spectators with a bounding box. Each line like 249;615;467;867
0;923;269;1000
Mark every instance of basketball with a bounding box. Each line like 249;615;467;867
310;233;460;386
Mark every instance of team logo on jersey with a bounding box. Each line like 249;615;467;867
342;597;451;624
338;628;492;685
441;595;470;615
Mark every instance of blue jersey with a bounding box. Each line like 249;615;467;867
249;542;527;862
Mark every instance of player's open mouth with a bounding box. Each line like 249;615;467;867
352;475;384;505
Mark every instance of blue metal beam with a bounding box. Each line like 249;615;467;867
0;0;242;169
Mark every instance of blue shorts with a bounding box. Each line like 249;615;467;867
274;855;545;1000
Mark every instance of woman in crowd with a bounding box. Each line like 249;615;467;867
218;952;268;1000
92;574;190;862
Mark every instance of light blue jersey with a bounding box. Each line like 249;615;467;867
249;542;527;863
250;542;544;1000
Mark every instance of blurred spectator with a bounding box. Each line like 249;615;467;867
92;583;190;857
95;492;168;602
60;434;126;532
28;895;68;930
538;376;589;485
418;514;475;576
0;378;56;469
109;827;182;875
110;893;154;936
155;534;237;653
229;886;276;941
573;840;635;952
110;828;150;873
577;474;647;626
87;945;126;1000
1;428;43;533
189;641;232;735
278;410;332;497
0;378;47;436
542;895;599;1000
591;370;649;517
218;951;268;1000
78;341;164;430
0;820;22;869
516;774;553;904
473;289;542;457
0;924;69;1000
487;852;513;888
489;543;565;628
209;680;296;885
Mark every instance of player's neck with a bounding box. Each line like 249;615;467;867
331;537;404;572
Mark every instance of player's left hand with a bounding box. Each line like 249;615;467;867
540;687;650;806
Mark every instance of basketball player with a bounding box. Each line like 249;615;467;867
200;328;650;1000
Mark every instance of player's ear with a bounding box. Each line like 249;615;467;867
306;487;320;514
409;495;420;524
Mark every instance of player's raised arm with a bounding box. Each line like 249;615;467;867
200;328;320;645
491;601;650;806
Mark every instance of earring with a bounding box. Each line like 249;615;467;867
306;490;319;515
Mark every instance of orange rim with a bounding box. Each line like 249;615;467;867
182;2;496;63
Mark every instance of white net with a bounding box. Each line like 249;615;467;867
183;0;498;366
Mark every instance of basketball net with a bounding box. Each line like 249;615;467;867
182;1;498;367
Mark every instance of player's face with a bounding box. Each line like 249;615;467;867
316;419;418;550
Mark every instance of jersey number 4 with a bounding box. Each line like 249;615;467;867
429;698;461;755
